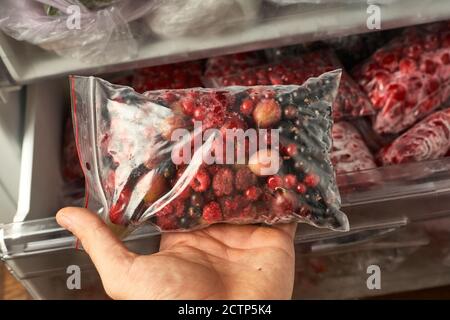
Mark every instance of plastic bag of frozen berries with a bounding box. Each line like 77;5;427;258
69;70;349;236
379;107;450;165
354;22;450;135
204;49;376;121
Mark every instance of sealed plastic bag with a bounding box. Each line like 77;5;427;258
205;49;375;121
0;0;156;62
380;108;450;165
70;70;349;234
331;121;377;174
354;23;450;134
145;0;261;38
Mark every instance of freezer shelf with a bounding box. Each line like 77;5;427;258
1;0;450;84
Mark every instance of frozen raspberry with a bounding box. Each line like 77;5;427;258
244;186;262;201
212;167;234;197
157;202;174;216
202;202;222;223
181;98;195;115
173;199;186;218
190;168;210;192
253;99;282;128
235;167;258;191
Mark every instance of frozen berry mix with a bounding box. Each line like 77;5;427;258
205;49;375;121
132;60;204;93
380;108;450;165
70;70;349;234
331;121;377;175
354;22;450;135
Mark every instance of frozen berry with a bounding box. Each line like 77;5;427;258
296;183;307;194
212;167;234;197
253;99;282;128
190;193;204;208
181;98;195;115
304;173;320;187
284;144;297;157
193;107;206;120
240;99;254;115
283;174;297;188
187;206;202;219
203;202;222;223
173;199;186;218
235;166;258;191
190;168;210;192
283;105;298;119
267;175;283;190
245;186;262;201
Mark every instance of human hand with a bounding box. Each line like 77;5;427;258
56;207;297;300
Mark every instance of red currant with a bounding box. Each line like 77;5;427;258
267;175;283;190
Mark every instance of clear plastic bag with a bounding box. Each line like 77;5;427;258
0;0;156;63
204;49;375;121
331;121;377;174
354;22;450;135
70;70;349;235
144;0;261;38
379;108;450;165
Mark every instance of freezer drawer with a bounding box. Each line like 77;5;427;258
1;0;449;84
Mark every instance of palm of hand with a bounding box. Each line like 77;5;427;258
110;224;296;300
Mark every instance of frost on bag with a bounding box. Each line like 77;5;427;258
0;0;155;63
70;70;349;234
354;22;450;135
331;122;377;175
204;49;375;121
380;108;450;165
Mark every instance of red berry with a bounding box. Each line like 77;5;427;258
304;174;320;187
283;174;297;189
190;168;210;192
235;167;258;191
285;144;298;157
240;99;254;115
245;186;262;201
202;202;222;223
296;183;307;194
181;98;195;115
267;175;283;190
193;107;206;120
212;167;234;197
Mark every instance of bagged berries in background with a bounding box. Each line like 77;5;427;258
70;70;349;235
380;107;450;165
204;49;376;121
354;22;450;135
331;121;377;175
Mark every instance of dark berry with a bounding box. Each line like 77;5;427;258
190;193;204;208
203;202;222;223
187;206;202;219
283;105;298;119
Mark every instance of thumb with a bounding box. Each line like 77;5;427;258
56;207;136;290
